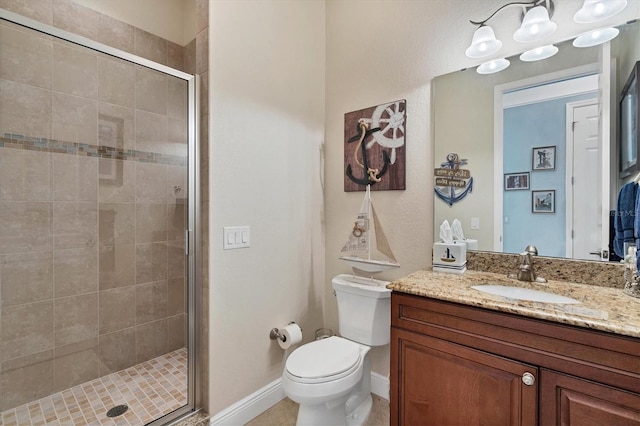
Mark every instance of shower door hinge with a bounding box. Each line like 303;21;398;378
185;229;190;256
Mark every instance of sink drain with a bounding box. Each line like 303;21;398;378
106;404;129;418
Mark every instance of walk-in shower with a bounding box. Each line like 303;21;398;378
0;6;199;425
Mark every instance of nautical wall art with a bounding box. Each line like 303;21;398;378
434;153;473;206
344;100;406;192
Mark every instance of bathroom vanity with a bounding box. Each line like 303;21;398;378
388;270;640;425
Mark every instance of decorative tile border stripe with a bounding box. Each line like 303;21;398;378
0;348;188;426
0;134;187;167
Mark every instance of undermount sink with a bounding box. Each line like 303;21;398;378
471;285;580;304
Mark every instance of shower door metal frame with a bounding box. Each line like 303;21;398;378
0;9;201;425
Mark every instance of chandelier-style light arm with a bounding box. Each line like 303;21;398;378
470;0;553;26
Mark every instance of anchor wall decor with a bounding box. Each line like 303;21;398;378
434;153;473;206
344;100;406;192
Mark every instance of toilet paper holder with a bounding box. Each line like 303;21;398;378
270;322;299;342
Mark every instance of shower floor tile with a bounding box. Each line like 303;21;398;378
0;348;188;426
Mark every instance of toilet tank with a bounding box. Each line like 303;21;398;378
332;274;391;346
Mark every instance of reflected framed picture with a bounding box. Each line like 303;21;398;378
619;61;639;178
532;146;556;170
532;190;555;213
504;172;530;190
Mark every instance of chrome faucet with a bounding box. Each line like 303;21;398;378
516;245;547;283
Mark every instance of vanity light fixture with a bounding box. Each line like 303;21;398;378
477;58;511;74
519;44;559;61
513;5;557;42
572;27;620;47
574;0;628;23
465;25;503;59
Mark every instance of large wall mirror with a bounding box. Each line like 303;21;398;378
433;17;639;262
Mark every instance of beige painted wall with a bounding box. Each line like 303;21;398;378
208;0;326;415
73;0;195;45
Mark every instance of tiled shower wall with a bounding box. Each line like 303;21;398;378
0;1;198;411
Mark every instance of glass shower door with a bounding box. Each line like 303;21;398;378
0;12;195;425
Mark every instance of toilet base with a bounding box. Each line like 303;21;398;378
295;393;373;426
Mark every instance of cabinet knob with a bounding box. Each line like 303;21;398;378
522;372;535;386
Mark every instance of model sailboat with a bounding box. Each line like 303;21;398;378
340;185;400;273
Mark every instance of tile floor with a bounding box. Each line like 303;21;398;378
0;348;188;426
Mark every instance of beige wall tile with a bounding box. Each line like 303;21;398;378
195;28;208;75
52;0;98;41
167;78;187;120
0;22;52;89
135;243;167;284
0;350;55;411
183;38;196;75
167;241;185;279
99;202;135;246
167;277;185;316
135;110;168;155
0;0;53;25
135;280;168;325
135;66;167;115
54;293;98;347
95;13;135;54
99;286;135;334
1;301;54;362
135;319;167;363
53;201;97;249
135;162;167;204
52;92;98;144
98;103;135;151
167;42;185;72
1;251;53;306
98;159;135;203
136;204;167;243
0;149;53;202
53;338;99;392
167;314;186;352
52;41;97;99
167;165;187;203
168;118;188;155
0;79;52;139
200;70;209;117
98;328;136;375
0;202;53;254
196;0;209;34
53;247;98;298
134;29;167;65
98;57;135;109
99;244;135;290
168;203;186;242
53;154;97;201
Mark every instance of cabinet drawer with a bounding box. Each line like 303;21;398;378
392;292;640;393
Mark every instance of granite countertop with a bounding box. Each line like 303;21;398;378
388;269;640;338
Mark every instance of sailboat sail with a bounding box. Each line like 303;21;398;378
340;185;399;273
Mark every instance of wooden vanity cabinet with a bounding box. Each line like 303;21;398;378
390;292;640;426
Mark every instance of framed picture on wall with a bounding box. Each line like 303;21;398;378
504;172;530;190
532;190;555;213
532;146;556;170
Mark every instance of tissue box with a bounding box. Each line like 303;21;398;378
433;242;467;274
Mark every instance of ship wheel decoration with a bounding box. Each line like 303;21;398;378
434;153;474;206
344;100;406;191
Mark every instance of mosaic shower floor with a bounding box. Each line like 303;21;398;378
0;348;187;426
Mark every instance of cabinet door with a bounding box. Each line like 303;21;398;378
391;328;537;426
539;369;640;426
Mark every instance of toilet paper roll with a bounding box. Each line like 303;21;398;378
278;323;302;349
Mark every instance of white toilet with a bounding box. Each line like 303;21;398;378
281;274;391;426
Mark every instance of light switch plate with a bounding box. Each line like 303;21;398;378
223;226;250;249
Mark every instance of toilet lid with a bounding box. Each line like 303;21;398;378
286;336;361;379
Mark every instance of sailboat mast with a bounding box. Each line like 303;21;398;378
367;184;371;261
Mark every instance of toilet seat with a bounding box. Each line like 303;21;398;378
285;336;362;384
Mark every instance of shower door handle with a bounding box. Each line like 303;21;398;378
185;229;190;256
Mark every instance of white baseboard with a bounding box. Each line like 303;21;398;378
370;372;390;401
209;373;389;425
209;378;285;426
